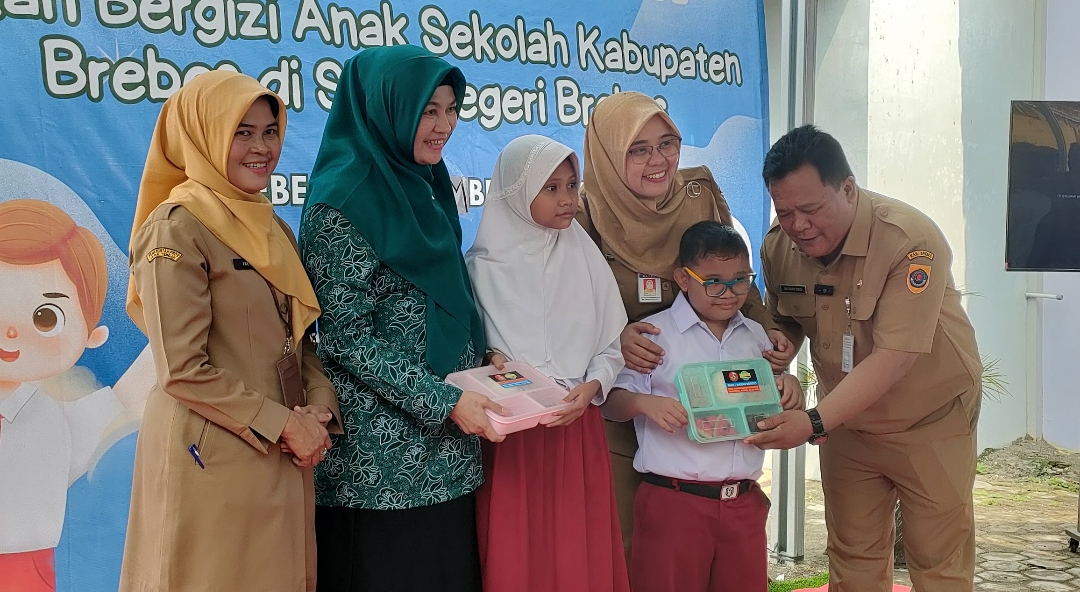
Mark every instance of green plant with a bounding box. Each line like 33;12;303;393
980;356;1011;402
769;572;828;592
975;462;988;475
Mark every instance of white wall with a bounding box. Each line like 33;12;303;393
955;0;1041;452
1039;0;1080;451
809;0;1040;451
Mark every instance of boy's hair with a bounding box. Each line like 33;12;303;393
762;124;854;189
678;221;749;268
0;199;108;332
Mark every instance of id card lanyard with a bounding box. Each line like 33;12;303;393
842;297;854;373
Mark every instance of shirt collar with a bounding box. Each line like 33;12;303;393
671;292;748;337
840;188;873;258
0;383;40;422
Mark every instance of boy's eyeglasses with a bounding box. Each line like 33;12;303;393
683;268;756;298
627;138;682;164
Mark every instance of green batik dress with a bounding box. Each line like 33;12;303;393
301;203;482;510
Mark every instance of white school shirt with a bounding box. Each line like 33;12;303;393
612;292;771;482
0;383;123;553
550;336;624;405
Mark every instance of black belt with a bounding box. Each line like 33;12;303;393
643;473;754;501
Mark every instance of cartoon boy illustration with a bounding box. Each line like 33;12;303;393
0;199;153;592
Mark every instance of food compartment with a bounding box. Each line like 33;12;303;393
679;365;716;409
743;403;783;434
690;407;749;441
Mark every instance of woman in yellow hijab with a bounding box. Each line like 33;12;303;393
120;71;340;592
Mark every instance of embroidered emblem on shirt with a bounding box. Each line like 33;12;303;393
907;250;935;261
146;247;182;263
907;264;931;294
686;181;702;198
780;284;807;294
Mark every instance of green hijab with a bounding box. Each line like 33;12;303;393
303;45;484;377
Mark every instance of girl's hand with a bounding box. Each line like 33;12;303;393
638;394;689;433
776;373;806;411
487;352;508;371
547;380;601;427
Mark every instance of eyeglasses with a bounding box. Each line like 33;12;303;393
627;138;682;164
683;268;756;298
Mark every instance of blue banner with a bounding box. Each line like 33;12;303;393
0;1;768;589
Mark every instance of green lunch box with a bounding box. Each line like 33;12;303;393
674;357;783;443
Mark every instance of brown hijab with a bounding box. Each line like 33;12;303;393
582;91;725;279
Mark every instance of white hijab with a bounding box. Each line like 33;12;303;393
466;135;628;381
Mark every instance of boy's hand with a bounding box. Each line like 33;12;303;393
621;322;664;374
547;380;600;427
776;374;806;411
639;394;689;433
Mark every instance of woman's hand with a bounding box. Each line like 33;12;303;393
638;394;689;433
621;322;664;374
450;390;507;443
546;380;600;428
280;405;335;457
281;410;332;467
776;373;806;411
763;329;797;373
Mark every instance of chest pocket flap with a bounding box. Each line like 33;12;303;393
776;294;816;318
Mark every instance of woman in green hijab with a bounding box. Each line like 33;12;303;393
299;45;503;592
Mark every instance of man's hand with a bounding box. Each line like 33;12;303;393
547;381;600;427
763;329;797;373
743;410;813;450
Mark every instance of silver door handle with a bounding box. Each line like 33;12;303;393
1026;292;1064;300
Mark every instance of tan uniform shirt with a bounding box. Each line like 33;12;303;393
761;189;981;434
577;166;768;324
121;204;340;592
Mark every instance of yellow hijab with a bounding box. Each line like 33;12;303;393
126;71;320;347
583;92;722;279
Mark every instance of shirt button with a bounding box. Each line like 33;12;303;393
822;304;829;311
823;341;831;349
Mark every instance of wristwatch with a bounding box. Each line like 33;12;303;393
806;408;828;445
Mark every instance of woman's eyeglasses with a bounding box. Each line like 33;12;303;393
683;268;756;297
627;138;682;165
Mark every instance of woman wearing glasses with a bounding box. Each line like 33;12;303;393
577;91;796;555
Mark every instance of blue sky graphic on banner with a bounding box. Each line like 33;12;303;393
0;1;767;589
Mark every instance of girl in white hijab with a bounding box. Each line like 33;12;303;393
466;135;630;592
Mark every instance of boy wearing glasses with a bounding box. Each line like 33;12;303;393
602;220;804;592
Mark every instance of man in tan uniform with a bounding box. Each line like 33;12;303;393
746;125;981;591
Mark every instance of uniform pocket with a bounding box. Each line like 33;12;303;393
849;295;878;321
776;294;817;318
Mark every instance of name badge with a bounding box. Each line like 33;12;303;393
780;284;806;294
233;258;254;270
638;274;662;303
841;333;854;373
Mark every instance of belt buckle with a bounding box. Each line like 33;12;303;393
720;483;739;501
